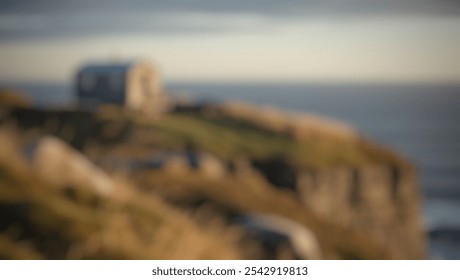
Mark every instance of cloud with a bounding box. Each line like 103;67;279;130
0;11;276;41
0;0;459;41
1;0;459;83
1;0;459;16
0;15;49;32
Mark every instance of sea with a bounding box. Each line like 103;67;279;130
4;81;460;259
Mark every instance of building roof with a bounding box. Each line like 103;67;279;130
77;62;135;75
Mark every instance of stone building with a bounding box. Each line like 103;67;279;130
75;60;165;112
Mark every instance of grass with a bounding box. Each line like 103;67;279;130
0;130;241;259
134;169;400;259
139;111;406;169
0;103;418;259
0;105;407;169
151;113;297;160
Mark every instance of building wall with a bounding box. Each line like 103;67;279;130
76;70;126;109
126;62;162;112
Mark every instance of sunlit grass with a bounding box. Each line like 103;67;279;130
144;112;403;168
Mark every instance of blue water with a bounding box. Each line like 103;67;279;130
4;81;460;259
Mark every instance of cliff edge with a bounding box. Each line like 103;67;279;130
0;95;426;259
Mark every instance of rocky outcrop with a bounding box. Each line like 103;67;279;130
0;100;427;259
205;101;358;141
238;213;323;260
31;136;115;196
295;165;425;259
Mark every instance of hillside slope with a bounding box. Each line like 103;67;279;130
0;99;427;259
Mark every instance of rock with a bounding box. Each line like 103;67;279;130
31;136;114;196
296;165;426;259
238;213;322;260
197;153;227;179
162;154;190;175
218;101;357;140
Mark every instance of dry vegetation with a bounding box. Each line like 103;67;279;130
0;129;241;259
0;94;418;259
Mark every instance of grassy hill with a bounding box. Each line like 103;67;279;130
0;93;425;259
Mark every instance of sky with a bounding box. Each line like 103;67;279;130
0;0;460;83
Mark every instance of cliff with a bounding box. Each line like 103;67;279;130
0;97;427;259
